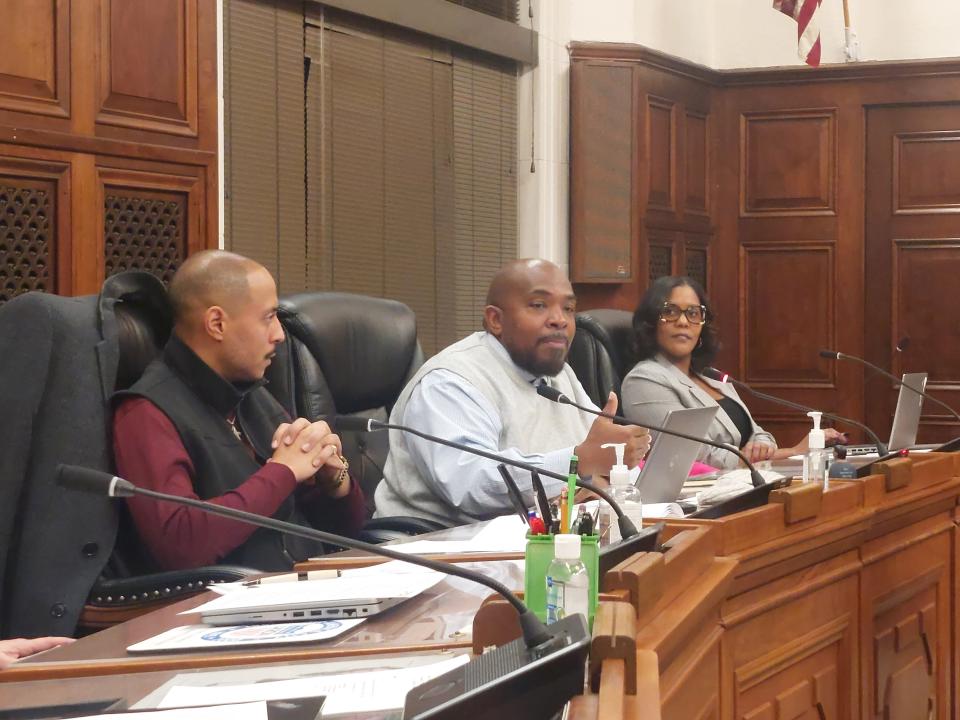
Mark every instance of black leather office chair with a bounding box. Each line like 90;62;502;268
265;292;444;543
566;309;635;408
0;272;255;638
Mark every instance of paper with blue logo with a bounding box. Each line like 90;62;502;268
127;618;364;653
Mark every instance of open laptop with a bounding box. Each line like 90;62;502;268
846;372;927;455
635;406;719;503
192;571;444;626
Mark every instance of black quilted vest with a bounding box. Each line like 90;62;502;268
116;334;323;570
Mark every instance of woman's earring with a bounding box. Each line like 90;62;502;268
696;336;703;349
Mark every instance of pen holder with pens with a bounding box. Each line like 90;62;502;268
523;533;599;626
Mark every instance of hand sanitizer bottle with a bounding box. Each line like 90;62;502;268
601;442;643;543
802;411;830;487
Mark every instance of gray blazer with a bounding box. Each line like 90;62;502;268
621;355;776;469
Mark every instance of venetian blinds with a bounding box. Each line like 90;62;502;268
224;1;518;355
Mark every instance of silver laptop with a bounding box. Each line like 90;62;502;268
888;372;927;451
847;372;927;455
196;572;443;625
636;406;719;503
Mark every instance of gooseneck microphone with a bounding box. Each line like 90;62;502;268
535;384;766;488
57;463;554;648
701;367;889;455
819;348;960;424
58;464;593;720
334;416;639;539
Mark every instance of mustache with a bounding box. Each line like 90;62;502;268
538;333;569;346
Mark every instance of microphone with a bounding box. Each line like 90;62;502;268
57;464;592;720
335;416;640;539
534;384;767;488
819;348;960;424
701;366;889;455
57;464;555;648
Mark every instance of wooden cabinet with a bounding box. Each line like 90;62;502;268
0;0;217;301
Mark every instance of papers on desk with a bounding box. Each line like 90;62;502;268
185;570;444;617
127;619;364;654
157;654;471;715
73;701;269;720
386;514;529;555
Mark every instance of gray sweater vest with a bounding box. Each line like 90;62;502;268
374;332;595;526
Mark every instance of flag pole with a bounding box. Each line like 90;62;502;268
843;0;860;62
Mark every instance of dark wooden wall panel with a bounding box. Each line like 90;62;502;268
97;0;198;137
647;98;675;212
740;111;836;216
0;0;70;119
0;0;217;303
570;45;960;446
740;243;834;386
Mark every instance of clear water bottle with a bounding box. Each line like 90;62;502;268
545;533;589;623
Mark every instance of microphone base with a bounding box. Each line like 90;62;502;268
403;613;590;720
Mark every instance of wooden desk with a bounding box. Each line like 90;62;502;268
2;559;522;682
583;452;960;720
1;651;466;717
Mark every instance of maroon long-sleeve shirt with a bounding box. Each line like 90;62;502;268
113;397;367;570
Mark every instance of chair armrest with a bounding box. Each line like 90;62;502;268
86;565;259;607
359;516;447;545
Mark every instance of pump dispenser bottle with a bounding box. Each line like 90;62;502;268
802;411;830;487
601;442;643;542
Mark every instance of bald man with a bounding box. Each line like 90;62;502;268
374;259;650;527
112;251;365;571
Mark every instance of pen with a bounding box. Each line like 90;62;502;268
560;488;569;534
497;463;532;525
530;469;551;526
242;569;341;586
566;455;578;534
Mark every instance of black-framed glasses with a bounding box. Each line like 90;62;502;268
659;302;707;324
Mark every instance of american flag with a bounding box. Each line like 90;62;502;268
774;0;822;67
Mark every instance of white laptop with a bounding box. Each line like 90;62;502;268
190;569;444;626
635;406;719;503
847;372;927;455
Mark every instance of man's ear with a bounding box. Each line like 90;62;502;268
483;305;504;337
203;306;227;341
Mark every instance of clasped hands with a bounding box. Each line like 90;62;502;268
269;418;350;496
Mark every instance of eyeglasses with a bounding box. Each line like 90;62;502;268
659;302;707;325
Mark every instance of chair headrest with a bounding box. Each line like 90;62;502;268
100;272;172;391
278;292;419;413
575;309;635;376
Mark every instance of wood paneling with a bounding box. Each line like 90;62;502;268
97;0;198;137
866;105;960;443
570;46;960;447
648;97;676;212
0;0;70;119
740;243;834;386
569;62;635;283
0;0;216;299
740;110;836;217
894;133;960;214
685;111;709;217
0;150;71;301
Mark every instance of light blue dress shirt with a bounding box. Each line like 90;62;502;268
400;335;593;518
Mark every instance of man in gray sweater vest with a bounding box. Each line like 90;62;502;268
374;259;650;527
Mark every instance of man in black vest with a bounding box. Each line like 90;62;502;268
113;251;366;571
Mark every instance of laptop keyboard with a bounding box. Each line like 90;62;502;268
844;444;878;456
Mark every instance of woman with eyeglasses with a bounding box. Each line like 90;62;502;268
621;275;840;469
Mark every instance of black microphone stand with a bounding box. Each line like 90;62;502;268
702;366;888;455
57;464;554;648
821;348;960;452
534;384;767;488
338;417;640;539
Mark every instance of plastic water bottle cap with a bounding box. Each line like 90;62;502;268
554;533;582;560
